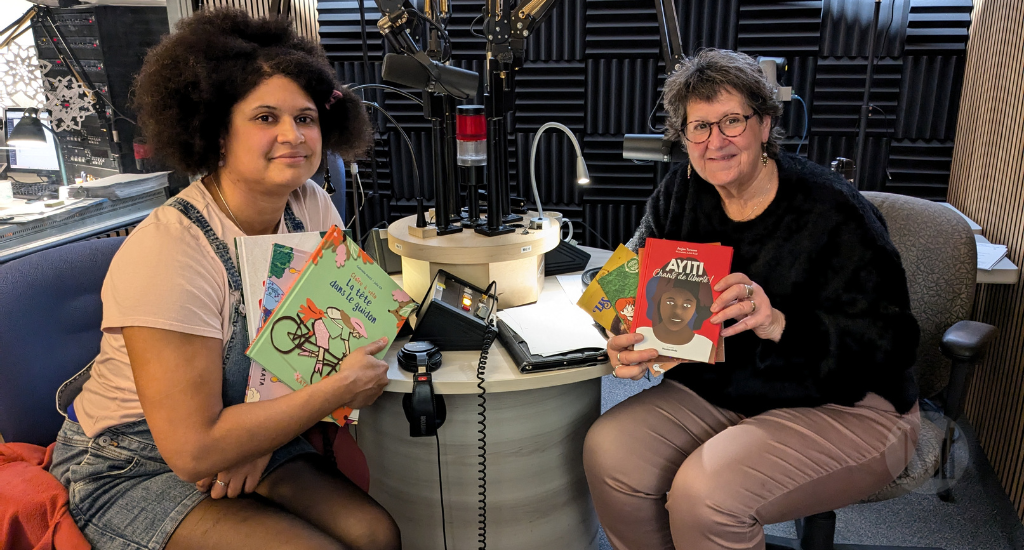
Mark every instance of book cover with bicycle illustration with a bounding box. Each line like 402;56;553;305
246;225;418;419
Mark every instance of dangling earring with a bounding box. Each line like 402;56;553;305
687;162;692;178
761;143;768;166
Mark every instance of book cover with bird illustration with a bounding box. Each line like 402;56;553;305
246;226;418;420
631;238;733;365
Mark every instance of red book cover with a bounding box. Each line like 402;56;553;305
631;238;734;364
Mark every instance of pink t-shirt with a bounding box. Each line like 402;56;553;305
73;179;343;437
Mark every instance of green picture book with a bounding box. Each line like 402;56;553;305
597;254;641;335
246;225;418;411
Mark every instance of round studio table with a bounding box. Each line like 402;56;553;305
356;247;612;550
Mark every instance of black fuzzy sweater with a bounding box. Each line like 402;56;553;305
631;152;920;416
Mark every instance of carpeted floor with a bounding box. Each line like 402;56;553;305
596;375;1024;550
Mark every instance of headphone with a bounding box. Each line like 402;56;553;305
397;340;445;437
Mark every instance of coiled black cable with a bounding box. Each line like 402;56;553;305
476;282;499;550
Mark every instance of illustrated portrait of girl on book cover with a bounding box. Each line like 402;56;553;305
636;257;715;362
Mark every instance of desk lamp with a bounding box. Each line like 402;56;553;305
529;122;589;230
8;108;69;185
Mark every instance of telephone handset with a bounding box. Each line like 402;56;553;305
402;270;498;549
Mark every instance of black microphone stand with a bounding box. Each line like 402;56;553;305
424;6;462;235
854;0;882;190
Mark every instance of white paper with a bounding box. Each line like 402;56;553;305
977;240;1008;271
0;197;100;222
556;274;586;304
497;293;607;357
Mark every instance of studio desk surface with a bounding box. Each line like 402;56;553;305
380;245;614;394
357;247;612;550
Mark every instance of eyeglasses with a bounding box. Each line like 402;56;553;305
682;113;755;144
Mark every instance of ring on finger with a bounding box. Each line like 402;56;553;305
750;299;757;314
745;284;754;299
616;351;622;365
215;479;227;488
612;365;621;378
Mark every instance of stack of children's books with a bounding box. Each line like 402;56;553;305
236;226;418;424
577;239;733;371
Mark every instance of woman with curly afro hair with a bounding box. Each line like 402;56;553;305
48;9;400;550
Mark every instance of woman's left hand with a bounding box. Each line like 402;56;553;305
196;452;272;499
709;273;785;342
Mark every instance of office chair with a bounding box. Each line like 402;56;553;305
766;192;997;550
310;152;347;221
0;237;125;446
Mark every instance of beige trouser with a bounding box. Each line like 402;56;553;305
583;380;920;550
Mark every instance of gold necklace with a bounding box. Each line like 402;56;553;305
736;163;775;222
211;174;247;235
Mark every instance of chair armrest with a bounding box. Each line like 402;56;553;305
941;320;998;361
941;320;998;421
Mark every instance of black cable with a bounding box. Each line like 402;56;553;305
356;0;383;226
359;219;388;249
873;0;898;72
470;13;486;38
791;93;809;156
410;8;452;63
476;283;498;550
647;89;665;132
572;220;615;249
360;101;420;204
351;84;425;106
434;433;449;550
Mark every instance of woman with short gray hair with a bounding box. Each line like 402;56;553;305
584;48;921;550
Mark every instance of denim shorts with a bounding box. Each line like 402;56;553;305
49;418;317;550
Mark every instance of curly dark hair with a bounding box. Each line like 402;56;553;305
663;48;784;159
132;9;371;175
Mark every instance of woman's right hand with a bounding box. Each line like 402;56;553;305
608;333;658;380
336;337;391;409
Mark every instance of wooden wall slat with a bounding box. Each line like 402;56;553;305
949;0;1024;522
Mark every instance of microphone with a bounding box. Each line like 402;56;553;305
381;53;479;100
622;134;686;162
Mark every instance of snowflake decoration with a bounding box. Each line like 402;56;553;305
0;41;47;108
43;74;95;132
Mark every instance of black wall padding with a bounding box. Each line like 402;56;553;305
513;62;587;132
388;131;432;201
885;140;953;201
895;55;964;140
583;201;647;249
820;0;910;57
810;57;902;135
904;0;972;52
779;56;817;140
808;134;890;192
674;0;740;54
515;132;586;208
319;0;973;248
318;1;384;61
585;0;661;57
525;0;586;61
738;1;823;55
585;58;659;135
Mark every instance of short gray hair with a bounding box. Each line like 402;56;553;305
663;48;785;158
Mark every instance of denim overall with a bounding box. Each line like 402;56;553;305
49;197;317;550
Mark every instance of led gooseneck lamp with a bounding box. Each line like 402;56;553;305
528;122;589;230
